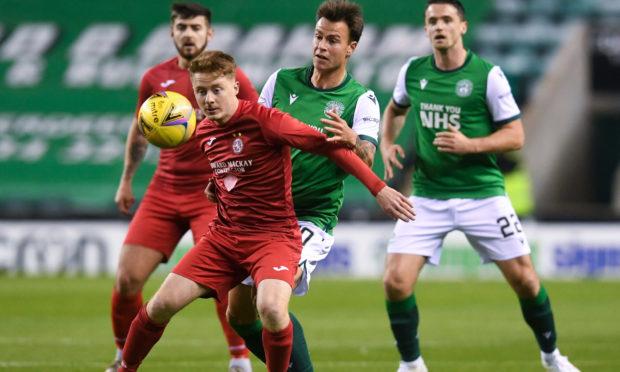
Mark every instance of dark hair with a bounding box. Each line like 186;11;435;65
189;50;237;79
425;0;466;21
171;2;212;25
316;0;364;43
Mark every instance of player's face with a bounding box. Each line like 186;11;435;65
171;16;213;61
192;72;239;125
424;4;467;52
312;18;357;73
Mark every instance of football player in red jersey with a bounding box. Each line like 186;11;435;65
116;51;415;372
107;4;257;372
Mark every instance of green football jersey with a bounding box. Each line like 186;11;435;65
392;50;521;199
259;66;380;232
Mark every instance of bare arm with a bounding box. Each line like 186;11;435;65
321;109;376;167
433;118;524;154
379;100;410;181
351;137;376;167
114;117;148;215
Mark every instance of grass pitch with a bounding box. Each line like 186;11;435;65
0;276;617;371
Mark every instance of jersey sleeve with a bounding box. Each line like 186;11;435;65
134;73;154;118
258;105;386;196
257;69;280;108
236;67;259;102
352;90;381;146
392;57;417;108
486;65;521;126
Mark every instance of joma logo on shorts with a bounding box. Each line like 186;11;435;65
273;266;289;271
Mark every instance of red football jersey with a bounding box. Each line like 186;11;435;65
136;56;258;191
197;100;385;232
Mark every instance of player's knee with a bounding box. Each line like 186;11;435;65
510;272;540;298
115;270;146;295
522;275;540;297
146;294;179;323
225;305;237;324
256;300;288;331
383;271;413;300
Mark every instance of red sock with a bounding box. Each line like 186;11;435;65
263;321;293;372
119;305;167;372
214;297;250;358
111;288;143;350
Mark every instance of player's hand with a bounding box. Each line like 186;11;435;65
375;186;415;222
115;181;135;216
433;124;475;154
321;108;357;149
380;142;405;181
204;178;217;203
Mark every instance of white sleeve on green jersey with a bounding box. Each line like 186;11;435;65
258;69;281;108
486;65;520;124
392;57;418;108
352;90;381;144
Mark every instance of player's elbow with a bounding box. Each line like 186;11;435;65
503;119;525;151
511;130;525;150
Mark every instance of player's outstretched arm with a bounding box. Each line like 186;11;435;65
115;117;148;216
379;100;410;181
260;105;415;222
375;185;416;222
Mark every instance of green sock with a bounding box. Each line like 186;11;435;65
289;312;314;372
230;313;313;372
519;285;557;353
230;319;266;362
386;294;421;362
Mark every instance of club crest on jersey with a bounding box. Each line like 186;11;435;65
455;79;473;97
232;132;244;154
325;100;345;117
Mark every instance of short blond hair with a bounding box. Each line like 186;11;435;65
189;50;236;79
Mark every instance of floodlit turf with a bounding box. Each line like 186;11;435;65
0;276;618;371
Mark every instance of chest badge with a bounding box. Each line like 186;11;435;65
420;78;428;90
232;132;244;154
456;79;473;97
325;100;345;117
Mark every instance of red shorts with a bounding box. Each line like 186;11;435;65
123;183;217;261
172;223;302;302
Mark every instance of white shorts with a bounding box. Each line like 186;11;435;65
241;220;335;296
387;195;530;265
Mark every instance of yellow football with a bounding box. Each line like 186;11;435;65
138;91;196;148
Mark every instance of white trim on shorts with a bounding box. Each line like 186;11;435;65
387;195;531;265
